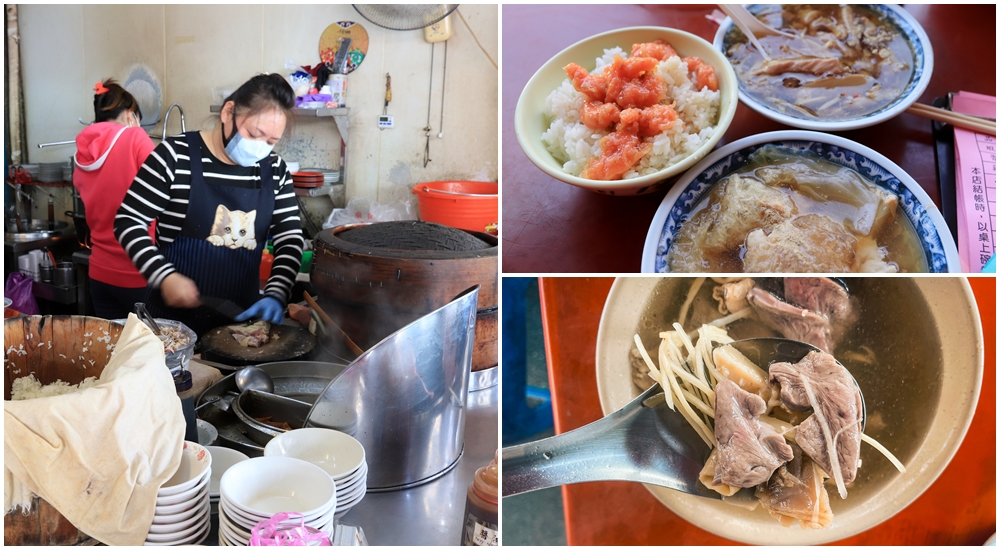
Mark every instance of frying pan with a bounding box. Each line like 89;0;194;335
199;321;316;366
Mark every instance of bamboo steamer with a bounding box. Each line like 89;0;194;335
3;316;124;546
311;222;498;370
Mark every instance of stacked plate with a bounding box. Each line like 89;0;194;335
218;456;337;546
301;167;340;184
38;161;70;183
146;442;212;546
291;171;325;189
264;428;368;520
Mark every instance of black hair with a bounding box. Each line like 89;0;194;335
224;73;296;124
93;79;143;123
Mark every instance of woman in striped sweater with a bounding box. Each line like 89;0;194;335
114;74;304;336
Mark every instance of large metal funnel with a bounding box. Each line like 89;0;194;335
304;285;479;491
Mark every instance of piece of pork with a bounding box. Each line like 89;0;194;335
747;287;834;353
743;214;858;273
768;351;863;487
714;379;794;488
693;173;797;254
784;277;855;327
758;57;846;76
712;278;756;314
755;446;833;529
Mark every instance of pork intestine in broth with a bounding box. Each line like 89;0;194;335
725;5;914;121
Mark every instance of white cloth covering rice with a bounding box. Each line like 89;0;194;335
542;47;721;179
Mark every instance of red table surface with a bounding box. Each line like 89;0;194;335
537;277;996;545
502;5;997;273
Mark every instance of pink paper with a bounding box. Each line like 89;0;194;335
952;91;996;272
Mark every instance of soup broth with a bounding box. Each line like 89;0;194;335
724;4;915;121
634;277;943;516
667;146;927;273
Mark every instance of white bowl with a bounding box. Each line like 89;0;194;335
264;428;366;479
206;446;250;496
143;517;210;546
145;513;209;543
158;441;212;496
148;499;209;533
334;462;368;487
154;483;208;516
152;491;209;524
336;480;366;502
336;476;366;498
154;474;208;506
335;468;367;492
514;26;739;196
220;456;337;518
219;508;252;542
641;130;961;273
712;4;933;131
219;515;250;546
594;277;984;544
335;486;366;511
197;419;218;446
221;492;334;526
221;495;336;532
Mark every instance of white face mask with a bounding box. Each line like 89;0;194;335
223;117;275;167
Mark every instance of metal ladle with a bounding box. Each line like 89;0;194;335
235;365;275;393
501;338;866;497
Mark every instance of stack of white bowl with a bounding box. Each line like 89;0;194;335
218;456;338;546
146;442;212;546
264;428;368;520
205;446;249;513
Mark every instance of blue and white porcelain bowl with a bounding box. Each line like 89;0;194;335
641;131;960;272
713;4;933;131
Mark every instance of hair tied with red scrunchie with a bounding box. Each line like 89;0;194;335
94;82;109;95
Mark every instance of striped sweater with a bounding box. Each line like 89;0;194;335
113;133;303;304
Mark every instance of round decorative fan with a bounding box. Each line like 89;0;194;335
352;4;458;31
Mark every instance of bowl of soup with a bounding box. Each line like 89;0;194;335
595;277;983;544
713;4;933;131
641;130;959;273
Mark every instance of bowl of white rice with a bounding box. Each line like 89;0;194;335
515;27;738;196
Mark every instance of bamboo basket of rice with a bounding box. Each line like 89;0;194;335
3;315;124;546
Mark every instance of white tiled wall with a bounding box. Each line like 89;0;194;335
19;4;498;214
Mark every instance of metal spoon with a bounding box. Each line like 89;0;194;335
501;338;865;497
235;365;275;393
194;396;230;412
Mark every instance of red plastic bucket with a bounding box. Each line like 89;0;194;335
412;181;498;232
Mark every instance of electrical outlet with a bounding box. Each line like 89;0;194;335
378;115;394;129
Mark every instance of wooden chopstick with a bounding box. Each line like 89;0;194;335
907;103;996;135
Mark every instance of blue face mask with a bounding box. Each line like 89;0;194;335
223;118;274;167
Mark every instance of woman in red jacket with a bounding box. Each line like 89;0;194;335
74;80;155;319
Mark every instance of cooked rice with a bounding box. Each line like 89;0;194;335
11;373;100;400
542;47;721;179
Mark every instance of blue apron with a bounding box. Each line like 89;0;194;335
147;131;275;336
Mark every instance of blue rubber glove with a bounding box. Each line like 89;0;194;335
234;297;284;324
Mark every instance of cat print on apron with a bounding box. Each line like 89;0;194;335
147;131;275;336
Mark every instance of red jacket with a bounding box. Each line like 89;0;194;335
74;122;155;288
